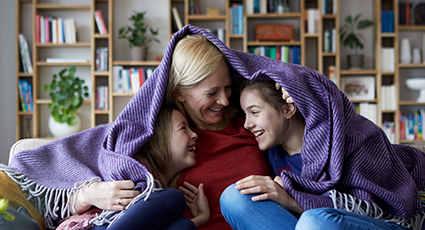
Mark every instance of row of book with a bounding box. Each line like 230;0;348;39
400;110;425;141
354;102;378;125
18;34;33;74
230;4;244;35
381;85;397;111
112;66;155;94
94;10;108;35
35;15;77;44
246;0;290;15
321;0;337;15
323;28;336;53
95;86;109;111
248;45;301;65
399;2;425;26
95;47;109;72
380;47;395;72
18;80;34;112
381;11;395;32
188;0;201;15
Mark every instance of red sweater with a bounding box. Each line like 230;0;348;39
178;117;270;229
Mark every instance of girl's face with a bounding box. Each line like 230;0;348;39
177;61;232;130
169;110;198;174
240;89;288;151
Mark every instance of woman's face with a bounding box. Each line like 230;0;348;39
177;61;232;130
240;89;288;151
169;110;198;174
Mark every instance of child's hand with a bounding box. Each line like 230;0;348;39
275;83;294;104
179;181;210;228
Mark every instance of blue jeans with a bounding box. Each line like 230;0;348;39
91;188;195;230
220;184;407;230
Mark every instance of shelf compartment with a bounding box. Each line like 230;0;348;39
35;4;91;10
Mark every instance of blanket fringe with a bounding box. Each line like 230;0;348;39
330;190;425;230
0;164;101;229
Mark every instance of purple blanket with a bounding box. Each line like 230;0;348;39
3;25;425;229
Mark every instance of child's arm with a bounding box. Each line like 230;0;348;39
178;181;210;228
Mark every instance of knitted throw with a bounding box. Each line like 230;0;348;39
2;25;425;229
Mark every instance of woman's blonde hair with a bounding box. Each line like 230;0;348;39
135;104;180;188
167;34;237;128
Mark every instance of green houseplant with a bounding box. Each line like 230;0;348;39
340;14;373;70
118;11;160;61
43;66;89;137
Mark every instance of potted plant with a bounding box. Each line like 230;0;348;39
340;13;373;70
43;66;89;138
118;11;160;61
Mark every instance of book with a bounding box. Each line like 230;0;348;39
172;7;183;30
35;14;41;43
112;65;123;93
18;34;33;74
94;10;108;35
130;68;141;93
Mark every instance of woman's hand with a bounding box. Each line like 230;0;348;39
72;180;141;214
235;175;303;215
275;83;294;104
179;181;210;228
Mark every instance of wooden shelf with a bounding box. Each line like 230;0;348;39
187;15;227;20
93;71;111;76
113;61;161;66
36;61;91;66
93;34;110;39
17;72;33;76
36;42;91;47
112;93;136;97
398;63;425;68
94;110;110;114
398;25;425;31
246;12;302;18
247;41;302;46
35;99;91;104
340;69;377;75
399;101;425;105
35;4;91;10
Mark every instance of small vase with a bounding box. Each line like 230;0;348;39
413;48;421;64
347;55;364;70
131;46;148;61
48;115;81;138
400;38;411;64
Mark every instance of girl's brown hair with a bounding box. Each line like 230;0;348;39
135;104;179;188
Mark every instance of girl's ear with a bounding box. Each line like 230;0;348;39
284;103;297;119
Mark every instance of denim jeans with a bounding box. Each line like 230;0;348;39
220;184;407;230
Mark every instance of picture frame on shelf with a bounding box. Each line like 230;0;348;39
341;76;375;101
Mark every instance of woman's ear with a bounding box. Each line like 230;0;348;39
173;89;186;103
284;103;297;119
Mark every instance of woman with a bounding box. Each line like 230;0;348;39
168;34;270;229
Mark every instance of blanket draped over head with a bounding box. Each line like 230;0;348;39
2;25;425;229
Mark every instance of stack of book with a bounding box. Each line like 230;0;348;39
380;84;397;111
229;3;244;35
354;102;377;125
94;10;108;35
400;110;425;141
399;2;425;26
18;34;33;74
249;46;301;65
380;47;395;72
35;14;77;44
95;47;109;71
323;28;336;53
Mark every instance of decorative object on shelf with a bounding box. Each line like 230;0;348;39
413;48;421;64
255;24;294;41
400;38;412;64
340;76;375;100
118;11;160;61
406;78;425;103
206;8;220;16
339;13;373;70
43;66;89;138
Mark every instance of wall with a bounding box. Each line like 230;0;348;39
0;0;17;164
